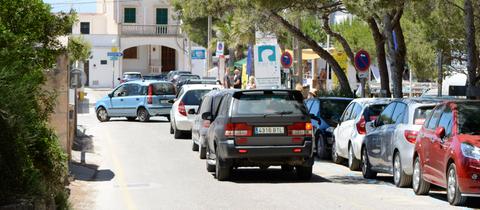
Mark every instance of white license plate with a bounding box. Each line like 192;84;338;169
255;127;284;134
160;100;169;104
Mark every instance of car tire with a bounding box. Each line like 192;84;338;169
393;152;412;188
170;123;174;134
316;135;329;160
96;107;110;122
126;117;136;121
166;115;171;122
215;151;231;181
137;108;150;122
412;156;430;195
173;125;184;139
281;165;294;172
199;146;207;159
206;144;216;172
296;166;313;180
348;143;361;171
361;146;377;179
192;141;199;151
331;140;344;164
447;163;467;206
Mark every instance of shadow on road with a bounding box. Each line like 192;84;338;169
427;191;480;208
69;161;115;182
223;168;331;184
78;98;91;114
108;118;170;123
326;175;394;185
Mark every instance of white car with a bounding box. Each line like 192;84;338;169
332;98;393;170
170;84;222;139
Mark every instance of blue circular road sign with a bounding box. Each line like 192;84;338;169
281;52;293;68
354;50;371;72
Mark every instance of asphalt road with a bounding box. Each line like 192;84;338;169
70;93;480;210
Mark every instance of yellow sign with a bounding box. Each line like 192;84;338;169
111;47;118;52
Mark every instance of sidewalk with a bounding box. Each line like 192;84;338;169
78;88;112;114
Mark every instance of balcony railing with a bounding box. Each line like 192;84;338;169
120;24;181;36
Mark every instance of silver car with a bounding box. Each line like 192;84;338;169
362;98;439;187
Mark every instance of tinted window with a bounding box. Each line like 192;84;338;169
124;74;141;79
305;98;320;116
413;106;435;125
198;96;212;114
319;99;351;126
457;103;480;134
341;103;355;122
212;95;225;117
426;106;444;129
391;103;407;124
151;83;175;95
112;85;127;97
438;107;453;136
379;102;396;125
126;84;142;96
365;104;387;121
232;92;305;115
182;90;211;105
351;103;363;120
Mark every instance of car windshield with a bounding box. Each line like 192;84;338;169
182;89;211;105
124;74;141;79
457;103;480;135
151;83;175;95
233;92;305;116
320;99;351;126
179;75;200;82
413;106;435;125
366;104;387;121
144;75;165;80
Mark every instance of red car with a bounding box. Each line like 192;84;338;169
413;101;480;206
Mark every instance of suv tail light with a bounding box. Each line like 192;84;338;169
225;123;252;137
356;115;366;135
147;85;153;104
288;122;313;136
178;101;187;116
404;130;418;144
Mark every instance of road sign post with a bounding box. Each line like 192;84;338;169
354;50;371;97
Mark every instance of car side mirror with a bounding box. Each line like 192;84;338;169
435;126;446;139
201;112;212;121
108;93;113;98
188;109;196;115
168;99;175;104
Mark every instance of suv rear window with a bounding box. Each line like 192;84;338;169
232;92;305;115
413;106;435;125
151;83;175;95
457;103;480;134
182;90;211;105
320;99;351;126
365;104;387;121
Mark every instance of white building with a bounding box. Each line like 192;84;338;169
71;0;193;88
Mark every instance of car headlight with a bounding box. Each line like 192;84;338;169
461;143;480;160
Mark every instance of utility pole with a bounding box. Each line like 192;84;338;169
207;16;212;77
294;18;302;86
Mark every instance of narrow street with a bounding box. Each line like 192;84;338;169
68;90;480;210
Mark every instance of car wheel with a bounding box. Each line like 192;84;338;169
166;115;171;122
126;117;136;121
331;140;344;164
348;143;361;171
361;147;377;179
393;152;412;188
206;144;216;172
170;123;174;134
96;107;110;122
215;150;231;181
281;165;294;172
296;166;313;180
199;146;207;159
412;156;430;195
191;141;199;151
173;125;184;139
137;108;150;122
316;135;329;159
447;163;467;206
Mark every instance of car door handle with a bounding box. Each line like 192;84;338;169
136;98;139;101
120;99;124;101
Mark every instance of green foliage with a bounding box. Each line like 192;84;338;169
0;0;74;206
68;36;92;63
333;18;374;56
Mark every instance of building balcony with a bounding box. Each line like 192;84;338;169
120;24;181;36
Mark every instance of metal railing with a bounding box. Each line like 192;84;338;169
120;24;181;36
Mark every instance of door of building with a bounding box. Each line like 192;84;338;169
162;47;176;72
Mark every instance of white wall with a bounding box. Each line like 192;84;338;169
72;13;117;35
122;45;149;75
89;47;121;88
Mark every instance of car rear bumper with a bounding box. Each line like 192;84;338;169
147;106;172;116
175;118;193;131
217;139;313;160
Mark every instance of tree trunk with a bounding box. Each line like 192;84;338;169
384;12;406;98
322;15;355;63
464;0;478;91
268;10;352;96
228;47;235;69
367;17;391;97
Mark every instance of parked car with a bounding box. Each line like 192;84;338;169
119;72;142;83
170;84;222;139
332;98;393;170
191;89;232;159
413;101;480;206
167;70;190;82
143;73;167;81
305;97;353;159
174;74;201;91
361;99;439;187
95;81;175;122
204;89;315;181
181;79;217;86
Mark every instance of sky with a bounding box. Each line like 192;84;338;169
43;0;97;13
